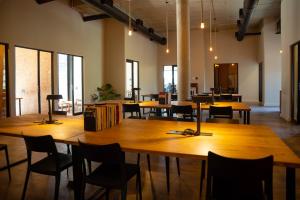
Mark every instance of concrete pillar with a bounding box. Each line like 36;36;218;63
176;0;190;100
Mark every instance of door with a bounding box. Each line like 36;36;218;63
15;46;52;116
0;43;9;117
125;59;139;99
58;53;83;115
291;42;300;123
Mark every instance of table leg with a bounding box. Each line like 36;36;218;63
19;99;22;116
247;111;250;124
72;145;84;200
243;111;246;124
0;158;27;171
156;108;162;117
286;167;296;200
165;156;170;193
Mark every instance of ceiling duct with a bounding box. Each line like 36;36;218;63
35;0;54;4
84;0;166;45
235;0;258;41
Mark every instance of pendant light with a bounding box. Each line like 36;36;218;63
165;1;170;53
214;18;218;60
200;0;205;29
128;0;132;36
209;0;213;52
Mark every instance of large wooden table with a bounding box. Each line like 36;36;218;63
139;101;251;124
66;119;300;200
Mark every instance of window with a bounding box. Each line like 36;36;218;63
0;43;9;117
125;59;139;98
163;65;177;94
58;53;83;115
15;46;52;116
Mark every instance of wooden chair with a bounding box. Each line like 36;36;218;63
21;135;73;200
206;151;273;200
171;105;193;121
122;104;142;119
0;144;11;180
209;106;233;119
78;142;142;200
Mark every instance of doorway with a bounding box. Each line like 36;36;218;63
0;43;9;117
214;63;238;93
291;41;300;123
15;46;53;116
125;59;139;99
58;53;83;115
163;65;177;94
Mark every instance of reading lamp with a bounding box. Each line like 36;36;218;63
46;94;63;124
192;96;213;136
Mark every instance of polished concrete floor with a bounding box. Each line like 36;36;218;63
0;105;300;200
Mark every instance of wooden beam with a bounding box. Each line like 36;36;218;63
35;0;54;4
82;14;110;22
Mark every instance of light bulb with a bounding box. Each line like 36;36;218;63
209;47;213;52
128;30;132;36
214;55;218;60
200;22;205;29
280;50;283;54
166;48;170;53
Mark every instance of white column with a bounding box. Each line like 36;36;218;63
176;0;190;100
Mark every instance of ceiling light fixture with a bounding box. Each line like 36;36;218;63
128;0;132;36
165;1;170;54
213;15;218;60
209;0;213;52
200;0;205;29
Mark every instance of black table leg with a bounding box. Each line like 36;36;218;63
286;167;296;200
247;111;250;124
243;111;246;124
0;158;27;171
72;145;84;200
156;108;162;117
165;156;170;193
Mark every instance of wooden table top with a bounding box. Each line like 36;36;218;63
0;115;84;143
139;101;251;111
66;119;300;168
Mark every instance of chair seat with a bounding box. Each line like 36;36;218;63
85;163;139;188
0;144;7;150
30;153;72;175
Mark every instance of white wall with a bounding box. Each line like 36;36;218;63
261;18;282;106
125;27;158;96
280;0;300;121
0;0;104;115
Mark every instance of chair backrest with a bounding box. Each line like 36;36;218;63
122;103;141;118
150;94;159;101
220;94;233;101
209;106;233;119
171;105;193;115
53;110;67;115
206;118;239;124
206;151;273;200
79;142;124;164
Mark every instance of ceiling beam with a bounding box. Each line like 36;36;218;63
82;14;110;22
235;0;258;41
83;0;166;45
35;0;54;4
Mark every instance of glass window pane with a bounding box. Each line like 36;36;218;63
15;47;39;115
133;61;138;88
39;51;52;114
164;65;173;92
58;54;70;114
0;44;6;117
125;62;132;98
73;56;83;113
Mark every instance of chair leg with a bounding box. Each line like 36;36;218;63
4;146;11;180
137;153;140;166
54;175;61;200
146;154;151;172
137;169;142;200
200;160;206;197
165;156;170;193
87;160;92;174
105;188;110;200
21;170;30;200
121;184;127;200
176;157;180;176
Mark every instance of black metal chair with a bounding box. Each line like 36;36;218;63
206;151;273;200
209;106;233;119
206;118;240;124
21;135;73;200
0;144;11;180
220;94;233;101
171;105;193;121
78;142;142;200
122;104;142;119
